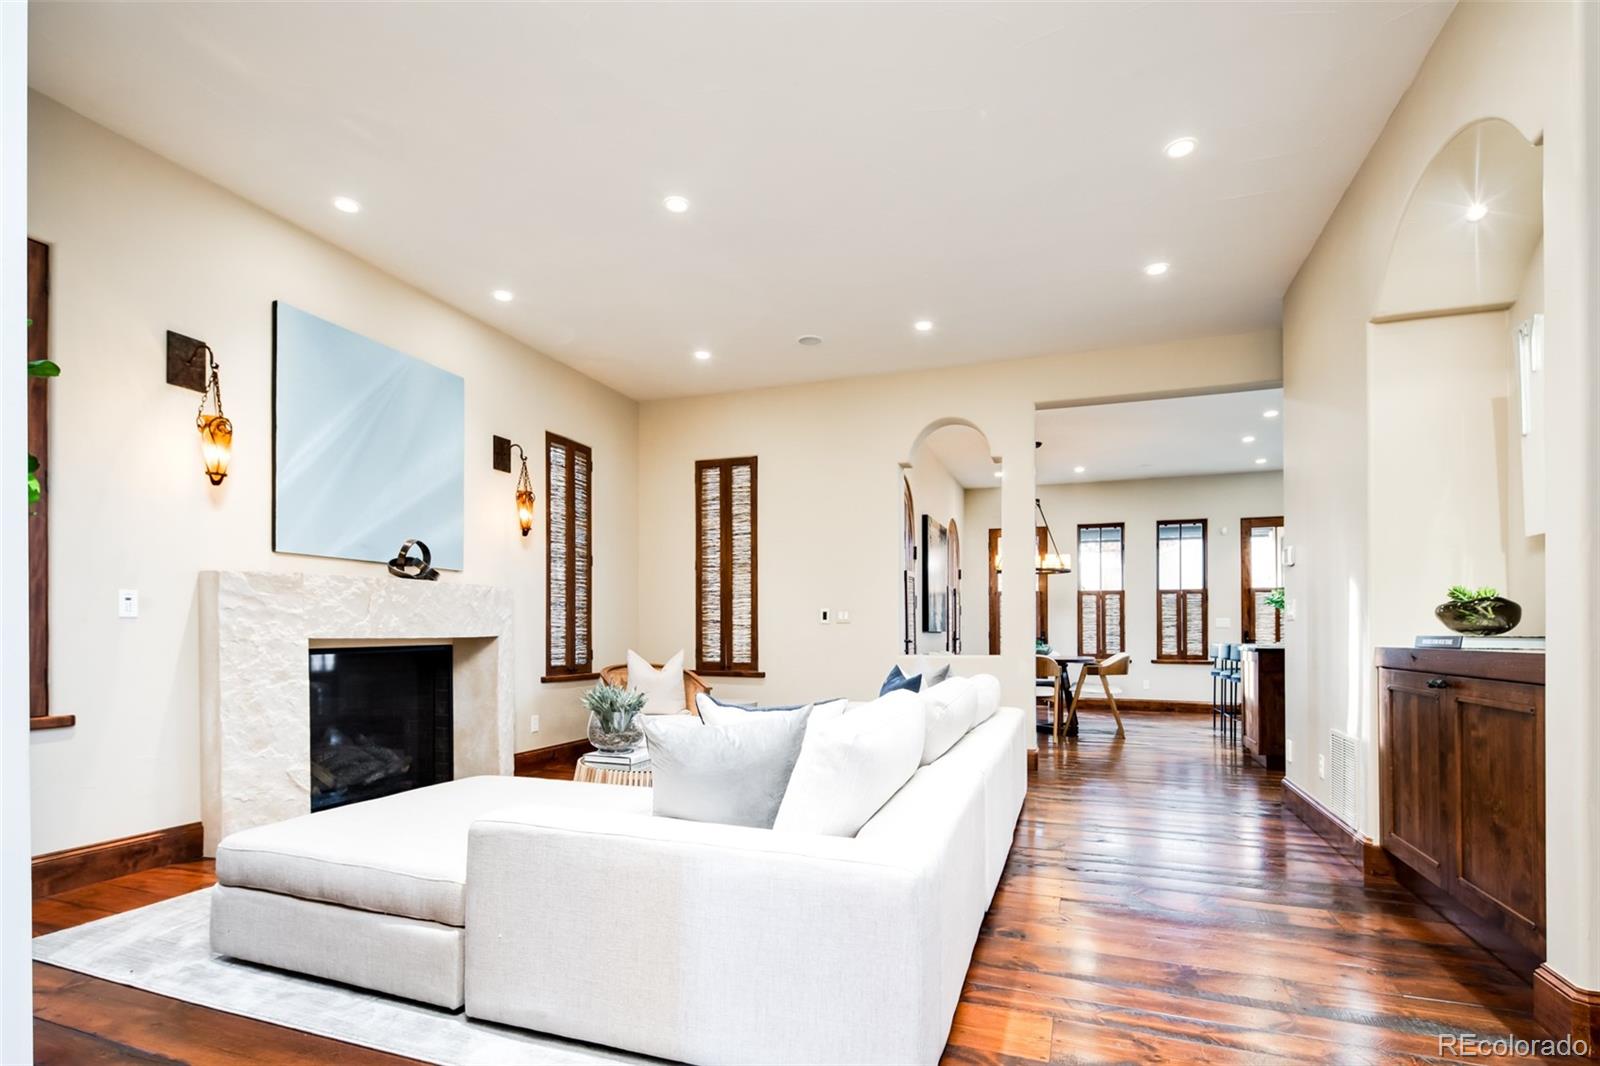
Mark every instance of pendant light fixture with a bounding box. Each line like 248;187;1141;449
195;345;232;486
1034;498;1072;575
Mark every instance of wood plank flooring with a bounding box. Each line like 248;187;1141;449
33;713;1562;1064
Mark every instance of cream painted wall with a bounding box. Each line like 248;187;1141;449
904;439;968;656
635;331;1280;721
1366;312;1514;646
1282;0;1597;989
965;472;1283;703
26;94;640;855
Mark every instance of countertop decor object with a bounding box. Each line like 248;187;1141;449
1435;585;1521;636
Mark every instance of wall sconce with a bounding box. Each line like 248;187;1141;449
494;435;537;536
195;345;232;486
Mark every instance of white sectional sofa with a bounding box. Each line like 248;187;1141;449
210;700;1027;1064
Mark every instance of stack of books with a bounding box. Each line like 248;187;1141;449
1413;634;1545;651
585;747;650;768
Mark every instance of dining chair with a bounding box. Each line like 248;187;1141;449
1035;655;1063;741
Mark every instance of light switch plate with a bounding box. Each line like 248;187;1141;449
1285;738;1294;763
1217;616;1232;629
836;610;851;624
117;589;139;619
529;714;540;734
1317;754;1326;779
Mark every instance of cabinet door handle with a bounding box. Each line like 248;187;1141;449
1426;678;1448;689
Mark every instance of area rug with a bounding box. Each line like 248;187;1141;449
33;888;658;1065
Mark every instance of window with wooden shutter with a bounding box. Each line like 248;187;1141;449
1241;516;1285;643
1155;519;1208;662
543;433;594;681
696;457;760;676
1077;523;1124;658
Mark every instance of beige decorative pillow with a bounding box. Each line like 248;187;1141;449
628;649;686;714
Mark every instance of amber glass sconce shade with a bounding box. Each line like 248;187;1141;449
513;443;535;536
196;346;232;485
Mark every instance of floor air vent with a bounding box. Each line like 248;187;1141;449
1329;729;1358;825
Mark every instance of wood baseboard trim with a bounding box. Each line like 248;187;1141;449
1075;698;1211;714
1281;779;1390;876
514;737;589;776
1534;965;1600;1054
33;822;203;898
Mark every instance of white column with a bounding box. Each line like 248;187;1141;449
0;3;34;1061
1541;0;1600;997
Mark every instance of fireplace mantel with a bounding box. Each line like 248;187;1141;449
197;571;515;853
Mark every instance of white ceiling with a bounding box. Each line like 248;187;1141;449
922;388;1285;487
30;3;1451;400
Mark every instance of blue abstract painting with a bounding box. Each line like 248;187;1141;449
273;303;465;570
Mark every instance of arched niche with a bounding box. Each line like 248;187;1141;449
898;420;1001;659
1374;118;1543;321
1365;117;1547;646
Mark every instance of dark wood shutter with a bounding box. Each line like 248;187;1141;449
544;433;594;680
1076;523;1125;659
1241;516;1285;643
1156;519;1208;662
696;457;759;675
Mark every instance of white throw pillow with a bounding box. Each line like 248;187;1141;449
919;676;978;764
628;649;686;715
969;674;1001;725
696;695;845;726
773;690;926;837
640;709;811;828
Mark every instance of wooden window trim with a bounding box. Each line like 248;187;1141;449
695;457;759;675
1034;527;1049;644
1154;518;1209;663
903;479;916;654
27;240;71;730
986;528;1001;655
1076;523;1125;658
948;519;961;654
542;432;594;682
1240;515;1285;644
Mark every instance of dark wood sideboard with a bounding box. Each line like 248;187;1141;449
1377;646;1545;975
1241;644;1285;770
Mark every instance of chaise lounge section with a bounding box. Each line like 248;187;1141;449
209;698;1027;1063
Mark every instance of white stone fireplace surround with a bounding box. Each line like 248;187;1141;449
198;571;515;853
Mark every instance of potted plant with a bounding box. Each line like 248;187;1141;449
1435;585;1522;636
582;681;647;752
1264;587;1286;613
26;335;58;505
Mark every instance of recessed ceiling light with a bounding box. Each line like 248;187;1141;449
1263;408;1280;419
1241;435;1256;444
1465;202;1489;222
693;349;712;362
1073;465;1086;474
797;335;823;346
491;289;514;303
663;195;690;214
1163;137;1197;159
332;196;361;214
914;319;934;333
1144;261;1170;277
1254;457;1268;465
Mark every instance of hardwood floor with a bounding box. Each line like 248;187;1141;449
32;713;1561;1064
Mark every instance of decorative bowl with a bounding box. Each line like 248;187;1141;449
1434;597;1521;636
587;710;643;753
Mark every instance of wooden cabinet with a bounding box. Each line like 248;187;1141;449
1377;648;1544;971
1241;645;1284;770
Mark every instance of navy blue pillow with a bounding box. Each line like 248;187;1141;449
880;665;923;696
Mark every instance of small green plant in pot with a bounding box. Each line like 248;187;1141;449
1264;587;1287;613
583;681;647;752
1435;585;1521;636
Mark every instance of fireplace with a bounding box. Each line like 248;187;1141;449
308;645;454;812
